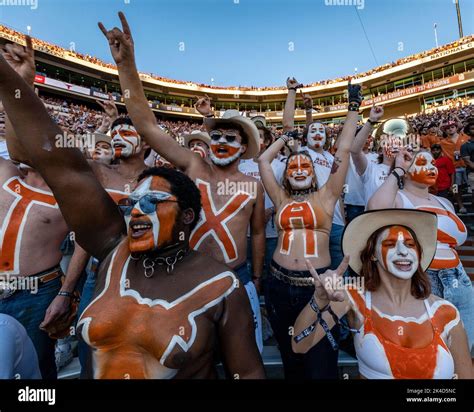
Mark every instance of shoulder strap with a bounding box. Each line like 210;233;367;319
398;191;414;207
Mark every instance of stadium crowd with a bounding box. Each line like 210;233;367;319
0;23;473;90
0;15;473;381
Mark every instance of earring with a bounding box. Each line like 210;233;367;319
370;256;378;262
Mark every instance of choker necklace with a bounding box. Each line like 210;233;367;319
132;245;190;277
290;187;317;198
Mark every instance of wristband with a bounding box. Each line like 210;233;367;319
288;87;298;91
57;291;74;298
393;166;406;175
348;102;360;112
367;119;380;125
205;114;214;118
391;169;405;190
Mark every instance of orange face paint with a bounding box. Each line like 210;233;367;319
408;152;438;186
376;226;419;279
286;154;314;190
126;176;178;253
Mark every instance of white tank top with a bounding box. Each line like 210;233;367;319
348;289;458;379
398;191;467;269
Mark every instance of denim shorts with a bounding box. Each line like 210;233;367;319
426;263;474;353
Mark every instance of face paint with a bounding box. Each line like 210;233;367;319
375;226;420;280
408;152;438;186
92;142;114;164
286;154;314;190
124;176;178;253
209;131;243;166
189;140;209;159
307;123;326;149
111;124;141;159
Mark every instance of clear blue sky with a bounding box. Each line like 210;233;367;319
0;0;473;87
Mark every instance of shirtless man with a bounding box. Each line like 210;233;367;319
0;37;69;379
0;53;265;378
98;13;265;350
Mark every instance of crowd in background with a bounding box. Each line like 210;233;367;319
0;24;472;91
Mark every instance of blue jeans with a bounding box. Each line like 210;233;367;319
0;277;61;379
77;265;97;374
345;204;365;223
264;262;340;379
329;223;344;271
427;263;474;352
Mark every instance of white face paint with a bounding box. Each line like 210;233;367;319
407;152;438;186
286;154;314;190
111;124;141;159
375;226;420;280
125;176;178;252
307;123;326;149
92;143;113;164
209;137;243;166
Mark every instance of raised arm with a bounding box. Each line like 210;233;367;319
320;81;362;208
0;52;125;261
98;12;199;172
257;134;288;207
282;77;302;132
1;36;36;164
366;149;412;210
350;105;384;176
292;257;351;354
302;93;313;126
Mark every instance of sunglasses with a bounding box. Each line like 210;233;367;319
118;192;178;216
210;131;239;143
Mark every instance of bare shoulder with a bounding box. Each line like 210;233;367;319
0;158;19;181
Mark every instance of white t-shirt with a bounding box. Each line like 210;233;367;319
238;158;284;238
299;147;345;226
361;161;391;205
345;153;380;206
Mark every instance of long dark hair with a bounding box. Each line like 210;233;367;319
359;225;431;299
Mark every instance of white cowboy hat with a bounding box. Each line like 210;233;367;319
182;130;211;148
342;209;438;275
205;109;260;159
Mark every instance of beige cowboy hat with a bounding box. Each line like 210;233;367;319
182;130;211;148
342;209;438;275
205;109;260;159
93;132;112;146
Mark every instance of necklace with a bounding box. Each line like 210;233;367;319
132;246;190;277
290;187;317;201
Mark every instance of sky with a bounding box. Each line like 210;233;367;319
0;0;473;87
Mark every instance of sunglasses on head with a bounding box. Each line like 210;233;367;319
210;131;239;143
118;192;178;216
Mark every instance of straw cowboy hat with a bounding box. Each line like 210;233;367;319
205;109;260;159
342;209;438;275
182;130;211;148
